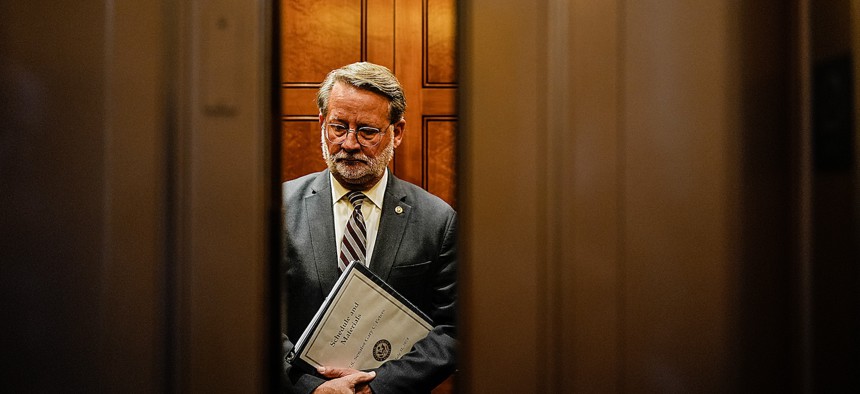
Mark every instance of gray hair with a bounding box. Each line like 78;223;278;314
317;62;406;123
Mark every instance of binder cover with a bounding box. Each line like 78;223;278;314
287;261;433;371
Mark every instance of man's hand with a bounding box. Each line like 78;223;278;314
312;367;375;394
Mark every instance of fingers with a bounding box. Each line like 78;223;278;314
314;366;376;394
318;366;360;378
354;384;373;394
312;371;376;394
347;370;376;386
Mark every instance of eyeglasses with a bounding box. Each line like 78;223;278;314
323;122;392;148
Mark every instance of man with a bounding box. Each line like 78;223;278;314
282;62;457;394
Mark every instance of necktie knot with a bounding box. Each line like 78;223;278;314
347;191;366;208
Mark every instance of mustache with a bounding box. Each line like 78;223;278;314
332;151;370;163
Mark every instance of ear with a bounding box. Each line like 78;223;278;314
392;118;406;149
318;112;325;126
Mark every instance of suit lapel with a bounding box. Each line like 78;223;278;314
304;170;340;296
369;175;411;281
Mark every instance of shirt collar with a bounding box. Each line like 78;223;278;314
330;169;388;209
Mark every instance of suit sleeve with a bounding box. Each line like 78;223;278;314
368;211;458;394
280;180;326;394
282;334;325;393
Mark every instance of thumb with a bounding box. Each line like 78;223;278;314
348;370;376;386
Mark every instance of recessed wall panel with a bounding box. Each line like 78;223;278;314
282;119;326;181
425;118;457;206
282;0;362;83
425;0;456;85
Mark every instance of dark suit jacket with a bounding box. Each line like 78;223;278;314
282;169;457;394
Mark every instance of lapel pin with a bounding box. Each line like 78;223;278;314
395;206;404;214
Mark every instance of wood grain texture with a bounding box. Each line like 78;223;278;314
422;88;457;115
282;88;319;116
426;118;457;207
282;119;326;182
426;0;456;85
281;0;362;83
392;0;425;187
366;0;396;68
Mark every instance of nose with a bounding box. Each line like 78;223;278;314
340;130;362;151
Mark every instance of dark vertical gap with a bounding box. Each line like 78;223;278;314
810;1;860;390
736;1;795;391
270;1;284;392
449;4;459;393
454;1;468;391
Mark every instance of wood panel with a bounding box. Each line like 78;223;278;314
281;0;362;84
282;88;318;115
392;0;426;187
281;119;325;182
426;0;456;85
423;88;457;114
281;0;362;182
366;0;396;68
425;118;457;206
392;0;458;208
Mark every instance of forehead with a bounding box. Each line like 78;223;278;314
326;82;390;121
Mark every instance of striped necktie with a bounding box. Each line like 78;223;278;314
338;191;367;272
